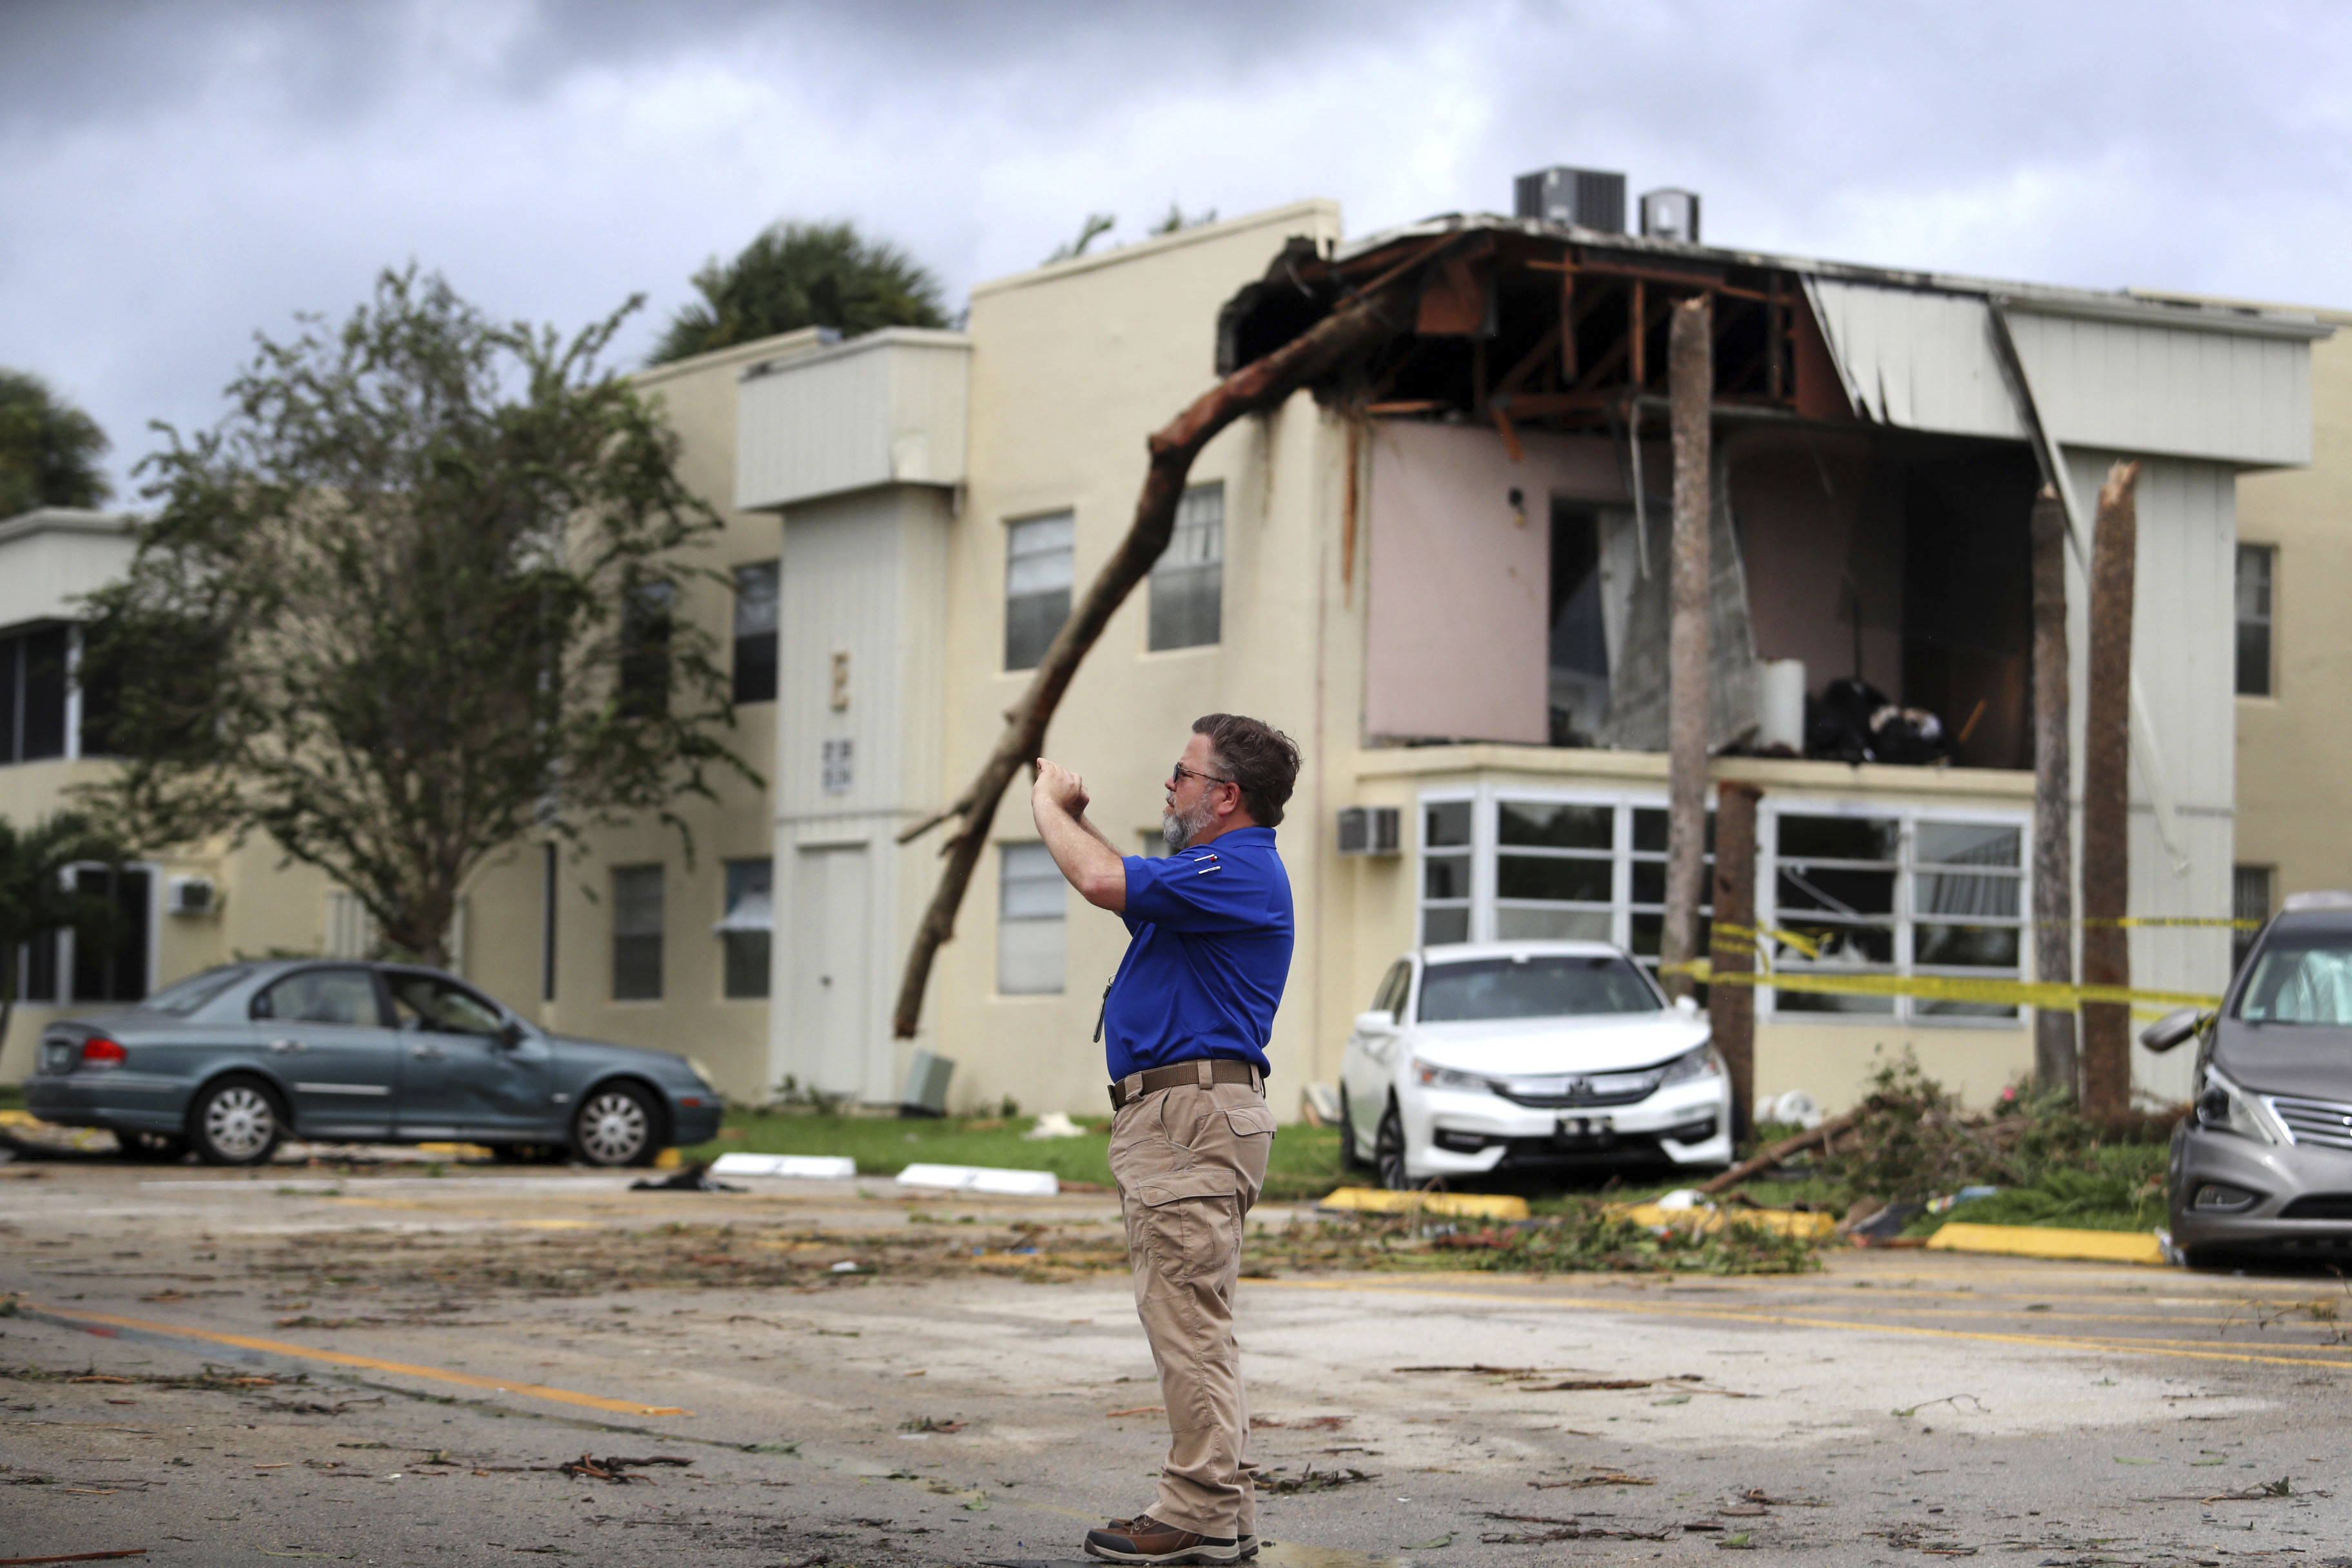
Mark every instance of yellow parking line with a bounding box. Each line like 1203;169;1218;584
1254;1277;2352;1371
26;1301;689;1416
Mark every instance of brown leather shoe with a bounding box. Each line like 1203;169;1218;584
1104;1519;1257;1560
1084;1514;1244;1564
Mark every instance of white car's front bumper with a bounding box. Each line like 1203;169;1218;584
1400;1073;1733;1178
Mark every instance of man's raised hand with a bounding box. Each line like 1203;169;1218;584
1033;757;1090;818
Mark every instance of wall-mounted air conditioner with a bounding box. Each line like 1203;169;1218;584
166;875;217;917
1337;806;1401;857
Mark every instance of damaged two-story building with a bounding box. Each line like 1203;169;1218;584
5;173;2324;1129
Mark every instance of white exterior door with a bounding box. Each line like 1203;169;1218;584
790;844;870;1099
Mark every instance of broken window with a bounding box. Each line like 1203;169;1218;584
1763;810;2023;1023
1150;483;1223;651
1004;512;1074;672
1548;500;1610;745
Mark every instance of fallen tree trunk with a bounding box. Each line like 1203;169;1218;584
889;237;1460;1038
1698;1104;1868;1195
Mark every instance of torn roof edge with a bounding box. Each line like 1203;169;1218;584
1330;212;2333;344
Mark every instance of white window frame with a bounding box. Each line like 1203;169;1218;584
1757;799;2031;1028
1413;786;2026;1027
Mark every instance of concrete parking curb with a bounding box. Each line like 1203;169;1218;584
1924;1221;2170;1266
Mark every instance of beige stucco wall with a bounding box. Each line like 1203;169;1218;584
2233;307;2352;906
930;202;1348;1116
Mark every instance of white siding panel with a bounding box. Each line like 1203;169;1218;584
2011;310;2311;467
1803;280;2026;440
2057;447;2237;1104
738;330;971;510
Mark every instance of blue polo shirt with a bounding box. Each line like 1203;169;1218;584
1101;826;1293;1081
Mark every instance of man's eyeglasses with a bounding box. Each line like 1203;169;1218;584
1170;762;1235;790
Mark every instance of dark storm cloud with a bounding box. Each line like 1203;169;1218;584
3;0;2349;499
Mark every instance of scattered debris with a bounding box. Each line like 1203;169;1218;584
0;1554;152;1565
556;1453;692;1484
1530;1471;1656;1489
629;1163;744;1193
1105;1406;1164;1418
1251;1415;1348;1430
1260;1465;1377;1494
897;1416;966;1434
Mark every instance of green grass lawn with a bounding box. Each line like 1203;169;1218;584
0;1084;23;1111
679;1109;1353;1202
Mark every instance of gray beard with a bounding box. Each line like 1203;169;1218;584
1161;796;1214;850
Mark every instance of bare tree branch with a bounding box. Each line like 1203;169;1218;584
889;236;1460;1037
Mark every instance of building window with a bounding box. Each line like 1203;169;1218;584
68;865;151;1003
1765;811;2024;1023
1148;483;1222;651
619;582;674;717
1420;799;1473;945
997;842;1065;994
2236;544;2274;697
718;857;773;999
0;623;71;765
733;562;779;705
2233;865;2273;975
1413;789;2015;1021
1004;513;1075;672
540;843;558;1003
611;864;663;1001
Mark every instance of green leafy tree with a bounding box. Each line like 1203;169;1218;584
78;267;757;968
0;812;124;1053
0;369;112;517
654;219;947;364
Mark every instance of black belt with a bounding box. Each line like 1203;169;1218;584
1108;1058;1265;1112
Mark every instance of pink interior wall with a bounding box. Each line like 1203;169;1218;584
1364;422;1623;743
1735;430;1905;697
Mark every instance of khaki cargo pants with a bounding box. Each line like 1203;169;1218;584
1108;1069;1279;1539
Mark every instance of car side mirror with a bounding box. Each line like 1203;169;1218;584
1674;995;1700;1017
1355;1008;1399;1036
2139;1006;2208;1054
496;1019;527;1048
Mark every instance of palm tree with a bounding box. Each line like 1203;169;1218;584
0;370;112;518
653;220;948;364
0;812;125;1059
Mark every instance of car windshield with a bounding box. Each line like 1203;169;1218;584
2239;942;2352;1025
141;965;253;1016
1417;955;1661;1023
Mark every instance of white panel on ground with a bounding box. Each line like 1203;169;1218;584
895;1163;1061;1197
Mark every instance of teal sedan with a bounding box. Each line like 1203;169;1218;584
25;960;724;1166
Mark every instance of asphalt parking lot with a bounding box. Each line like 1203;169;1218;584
5;1159;2351;1567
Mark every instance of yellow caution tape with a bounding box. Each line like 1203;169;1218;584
1665;957;2220;1014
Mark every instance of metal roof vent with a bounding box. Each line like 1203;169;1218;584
1514;166;1625;234
1639;188;1701;244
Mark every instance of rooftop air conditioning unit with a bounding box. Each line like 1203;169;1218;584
166;875;217;917
1513;166;1626;234
1639;187;1702;244
1337;806;1402;858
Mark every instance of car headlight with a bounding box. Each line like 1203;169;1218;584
1658;1042;1725;1084
687;1057;721;1092
1411;1058;1491;1092
2196;1064;2284;1145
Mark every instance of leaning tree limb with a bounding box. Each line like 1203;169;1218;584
888;234;1465;1038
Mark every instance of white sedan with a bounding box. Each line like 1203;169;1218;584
1337;941;1733;1189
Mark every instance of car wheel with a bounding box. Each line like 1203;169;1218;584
188;1077;285;1167
1375;1099;1414;1191
116;1130;190;1162
572;1083;662;1167
1337;1086;1371;1172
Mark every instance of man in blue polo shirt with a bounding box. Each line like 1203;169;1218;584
1030;712;1299;1566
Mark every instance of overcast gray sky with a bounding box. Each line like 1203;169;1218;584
5;0;2346;499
